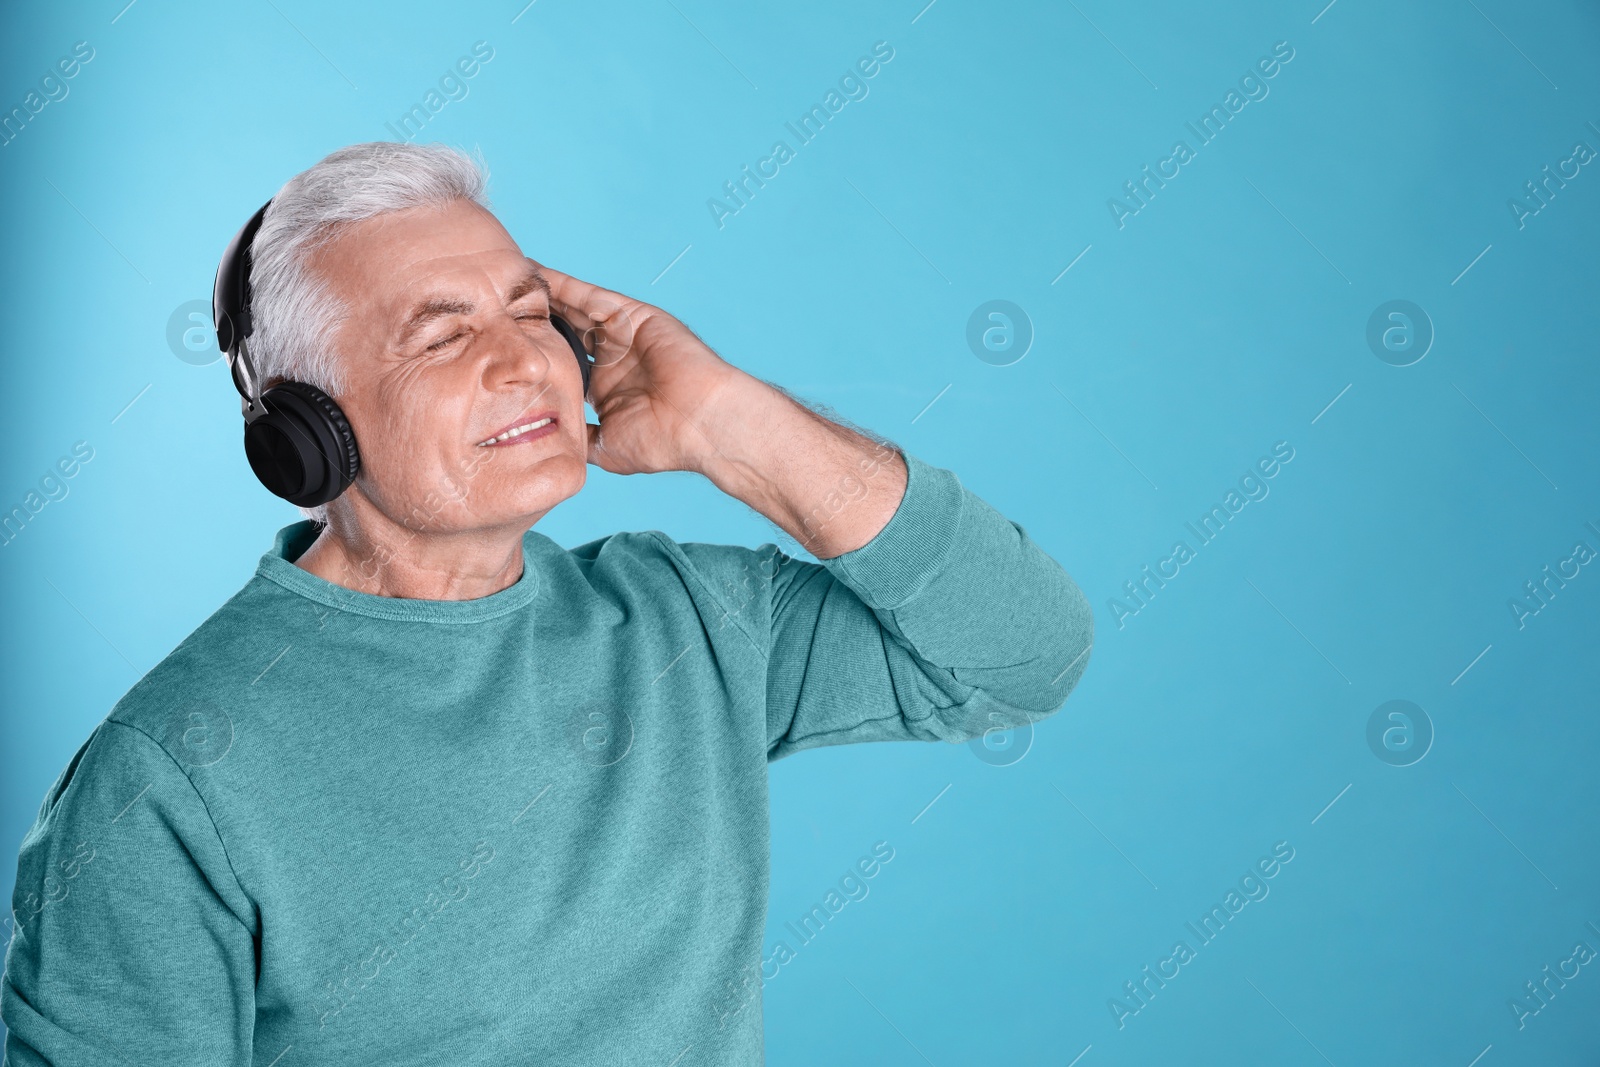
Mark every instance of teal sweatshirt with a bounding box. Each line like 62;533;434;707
2;450;1093;1066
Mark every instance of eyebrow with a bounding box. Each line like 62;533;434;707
394;264;550;348
504;264;550;306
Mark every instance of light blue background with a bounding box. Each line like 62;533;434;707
3;0;1598;1063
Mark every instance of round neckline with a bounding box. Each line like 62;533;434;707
254;520;542;623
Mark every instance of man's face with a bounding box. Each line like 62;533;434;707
308;198;587;536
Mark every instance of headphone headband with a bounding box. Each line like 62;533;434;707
213;200;272;404
213;199;269;359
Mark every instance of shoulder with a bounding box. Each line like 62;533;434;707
633;530;794;592
23;716;199;839
560;527;669;565
555;528;784;585
103;577;288;755
550;526;816;625
13;715;254;946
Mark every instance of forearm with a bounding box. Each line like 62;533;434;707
693;372;908;559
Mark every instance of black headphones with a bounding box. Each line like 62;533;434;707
212;198;594;508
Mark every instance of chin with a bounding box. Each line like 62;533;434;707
493;455;587;519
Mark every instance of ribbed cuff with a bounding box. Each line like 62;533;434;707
821;450;966;610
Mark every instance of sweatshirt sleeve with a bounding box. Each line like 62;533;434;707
2;719;257;1066
758;449;1095;761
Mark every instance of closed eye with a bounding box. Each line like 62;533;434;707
426;312;546;351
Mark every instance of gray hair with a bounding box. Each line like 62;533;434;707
248;140;491;524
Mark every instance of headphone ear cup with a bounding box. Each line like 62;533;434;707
244;380;361;507
550;313;593;399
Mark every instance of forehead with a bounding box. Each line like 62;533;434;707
312;199;532;313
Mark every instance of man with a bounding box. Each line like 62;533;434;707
2;141;1093;1065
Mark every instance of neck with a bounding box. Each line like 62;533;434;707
293;512;530;601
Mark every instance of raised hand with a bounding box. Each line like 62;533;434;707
538;265;751;478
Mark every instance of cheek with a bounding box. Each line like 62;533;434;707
357;374;471;489
539;329;584;385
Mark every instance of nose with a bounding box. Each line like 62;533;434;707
479;310;556;393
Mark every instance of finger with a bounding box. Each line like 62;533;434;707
537;264;644;370
538;265;623;335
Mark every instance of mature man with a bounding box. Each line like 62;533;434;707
2;141;1093;1065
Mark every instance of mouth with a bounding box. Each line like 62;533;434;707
476;409;559;447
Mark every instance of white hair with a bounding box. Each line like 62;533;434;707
248;140;491;524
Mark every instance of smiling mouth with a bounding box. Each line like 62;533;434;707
476;416;556;447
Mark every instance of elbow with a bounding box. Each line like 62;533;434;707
1013;576;1096;721
1020;548;1096;714
1051;578;1095;702
915;554;1096;742
944;585;1095;741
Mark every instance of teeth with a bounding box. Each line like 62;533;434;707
478;417;552;446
